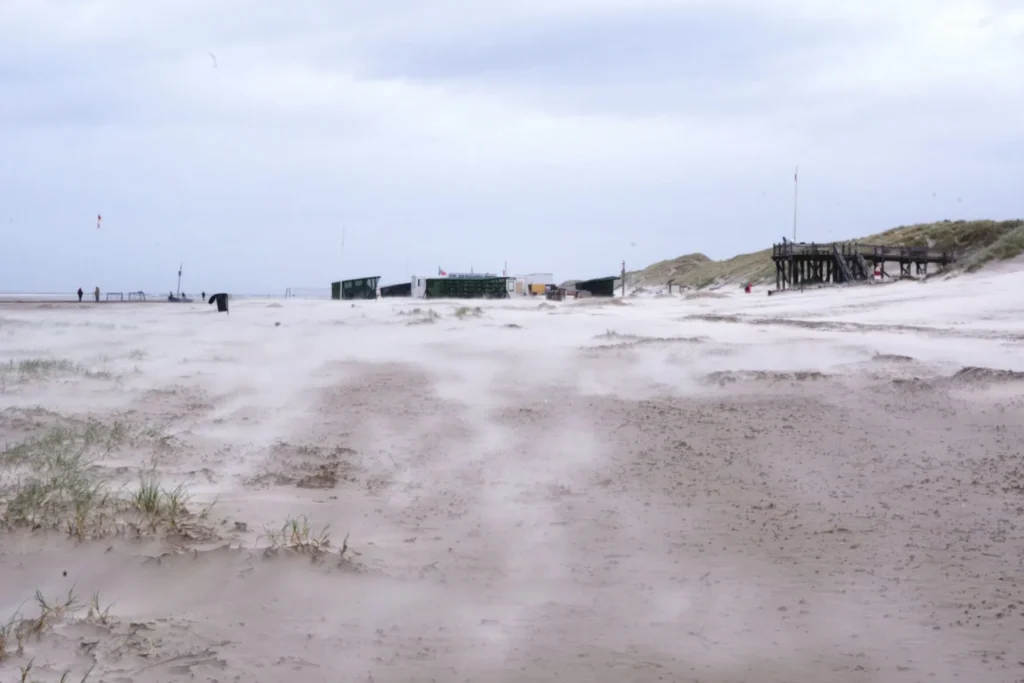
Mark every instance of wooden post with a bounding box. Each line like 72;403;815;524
621;260;625;297
792;166;799;242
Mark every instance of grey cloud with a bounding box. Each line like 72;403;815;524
346;4;845;89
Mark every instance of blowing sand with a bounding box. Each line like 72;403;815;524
1;271;1023;682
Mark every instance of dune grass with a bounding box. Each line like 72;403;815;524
0;421;209;539
262;515;332;554
453;306;483;319
621;218;1024;290
400;308;440;325
260;515;351;563
0;358;116;389
0;585;108;681
8;359;80;376
964;223;1024;271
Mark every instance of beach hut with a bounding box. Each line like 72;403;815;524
380;282;412;298
575;276;617;298
332;277;380;300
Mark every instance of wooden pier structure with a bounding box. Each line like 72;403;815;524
771;242;959;291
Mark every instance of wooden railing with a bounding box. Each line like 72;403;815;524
773;242;958;263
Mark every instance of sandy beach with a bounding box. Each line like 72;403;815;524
2;272;1023;683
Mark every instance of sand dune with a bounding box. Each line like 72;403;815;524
2;273;1023;682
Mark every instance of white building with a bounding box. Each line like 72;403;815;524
511;273;555;296
524;273;555;286
411;275;427;298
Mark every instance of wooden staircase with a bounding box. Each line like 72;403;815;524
833;243;855;283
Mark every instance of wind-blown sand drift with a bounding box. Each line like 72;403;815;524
1;271;1023;682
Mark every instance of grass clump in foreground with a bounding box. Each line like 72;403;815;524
261;515;351;562
453;306;483;319
6;359;80;376
0;358;117;392
0;585;109;681
0;422;210;539
399;308;441;325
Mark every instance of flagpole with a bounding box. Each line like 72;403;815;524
792;166;799;242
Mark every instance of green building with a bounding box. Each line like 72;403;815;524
576;276;617;297
332;276;380;300
424;277;509;299
380;282;412;298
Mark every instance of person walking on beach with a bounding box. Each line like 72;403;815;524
93;286;100;302
77;287;83;302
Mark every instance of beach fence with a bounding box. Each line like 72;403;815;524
0;290;192;303
284;287;332;299
0;289;313;303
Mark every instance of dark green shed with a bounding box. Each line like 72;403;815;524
576;276;617;297
380;282;412;298
424;277;509;299
332;276;381;300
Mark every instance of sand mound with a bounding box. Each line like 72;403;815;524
704;370;830;386
687;313;1024;342
572;298;627;307
873;353;916;363
590;335;707;351
248;443;361;491
453;306;483;319
684;292;728;300
401;308;440;325
265;302;283;308
891;377;936;391
949;366;1024;384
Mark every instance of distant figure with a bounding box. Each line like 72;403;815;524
201;291;206;300
208;292;229;314
745;283;752;294
77;287;83;302
93;286;100;302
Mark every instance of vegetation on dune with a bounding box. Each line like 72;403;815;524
621;248;775;292
0;358;116;390
453;306;483;319
0;417;356;673
261;515;340;556
1;584;111;680
6;359;81;376
0;420;210;539
963;222;1024;272
871;219;1023;252
614;218;1024;290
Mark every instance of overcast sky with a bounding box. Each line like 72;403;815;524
2;1;1022;294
